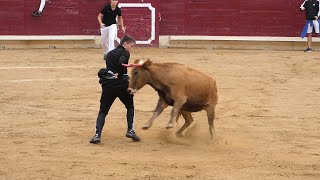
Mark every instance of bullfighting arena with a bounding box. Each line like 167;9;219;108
1;48;320;179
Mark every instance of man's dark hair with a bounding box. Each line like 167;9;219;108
120;34;136;45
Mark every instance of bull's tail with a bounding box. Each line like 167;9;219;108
207;104;216;140
208;118;214;140
208;80;218;139
209;124;214;140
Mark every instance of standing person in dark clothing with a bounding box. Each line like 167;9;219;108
90;35;140;144
98;0;126;60
300;0;320;52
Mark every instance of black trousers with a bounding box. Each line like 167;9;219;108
95;85;134;136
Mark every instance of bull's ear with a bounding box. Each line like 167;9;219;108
142;59;152;68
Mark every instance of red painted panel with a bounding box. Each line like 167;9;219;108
118;8;152;41
78;1;105;35
159;1;187;34
118;0;159;46
24;0;101;35
159;0;306;37
0;1;25;35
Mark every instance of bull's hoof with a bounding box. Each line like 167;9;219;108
142;125;150;130
175;133;184;138
166;124;174;129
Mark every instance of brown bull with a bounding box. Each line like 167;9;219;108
127;59;218;139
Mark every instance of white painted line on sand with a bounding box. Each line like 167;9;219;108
0;77;97;83
0;66;97;70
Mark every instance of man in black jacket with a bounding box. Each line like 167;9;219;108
90;35;140;144
300;0;320;52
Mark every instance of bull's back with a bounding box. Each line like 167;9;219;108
157;63;217;111
166;63;214;95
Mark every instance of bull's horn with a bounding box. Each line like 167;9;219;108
131;63;143;67
121;63;142;67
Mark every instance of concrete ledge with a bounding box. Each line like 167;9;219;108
160;35;320;51
0;35;100;49
1;35;320;50
0;35;96;41
168;36;320;42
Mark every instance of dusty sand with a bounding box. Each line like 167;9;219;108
0;48;319;179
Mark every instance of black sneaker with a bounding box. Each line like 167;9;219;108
126;130;140;142
32;11;42;17
89;134;101;144
304;47;312;52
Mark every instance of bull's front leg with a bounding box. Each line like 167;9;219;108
166;98;186;129
142;97;168;130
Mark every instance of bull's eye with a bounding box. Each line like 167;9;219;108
133;71;139;76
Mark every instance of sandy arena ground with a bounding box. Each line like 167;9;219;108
0;48;320;179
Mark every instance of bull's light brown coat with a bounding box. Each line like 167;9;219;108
128;60;218;138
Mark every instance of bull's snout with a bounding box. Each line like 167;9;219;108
127;88;137;94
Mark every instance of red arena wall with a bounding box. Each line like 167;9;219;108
159;0;305;37
0;0;308;39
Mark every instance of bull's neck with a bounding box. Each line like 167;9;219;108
147;64;166;91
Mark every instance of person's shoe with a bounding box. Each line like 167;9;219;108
304;47;312;52
126;130;141;142
89;134;101;144
32;11;42;17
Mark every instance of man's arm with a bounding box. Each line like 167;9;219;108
300;0;307;11
118;16;125;33
98;13;105;28
118;53;129;67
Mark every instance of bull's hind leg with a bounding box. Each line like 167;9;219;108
175;111;193;138
142;97;168;129
205;105;216;140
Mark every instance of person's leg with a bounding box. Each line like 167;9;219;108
38;0;46;12
32;0;46;17
307;33;312;48
91;86;116;143
100;27;110;56
305;22;314;52
107;24;118;53
118;88;140;141
118;88;134;131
